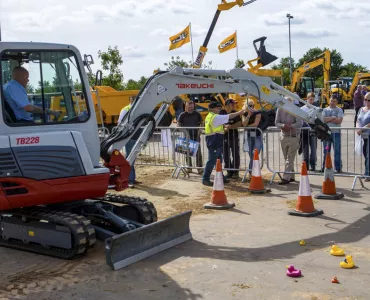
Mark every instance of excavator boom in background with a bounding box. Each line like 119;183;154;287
193;0;257;68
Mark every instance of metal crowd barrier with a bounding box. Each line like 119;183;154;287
104;126;264;181
138;126;264;182
265;127;370;190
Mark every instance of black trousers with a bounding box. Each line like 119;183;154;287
223;138;240;172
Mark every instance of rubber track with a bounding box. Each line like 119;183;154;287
95;193;158;224
0;207;91;259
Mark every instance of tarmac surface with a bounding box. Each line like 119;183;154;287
1;109;369;300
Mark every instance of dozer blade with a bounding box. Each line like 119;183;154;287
105;210;192;270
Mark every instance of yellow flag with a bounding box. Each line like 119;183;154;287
218;32;237;53
169;25;191;51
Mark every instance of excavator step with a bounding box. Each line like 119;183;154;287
105;210;192;270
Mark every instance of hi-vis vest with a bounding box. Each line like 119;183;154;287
205;112;224;148
121;104;131;115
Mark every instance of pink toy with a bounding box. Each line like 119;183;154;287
286;265;302;277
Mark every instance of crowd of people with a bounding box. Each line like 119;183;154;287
172;87;370;186
117;87;370;187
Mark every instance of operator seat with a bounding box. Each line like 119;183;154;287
3;100;16;123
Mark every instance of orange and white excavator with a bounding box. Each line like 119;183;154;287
0;41;331;271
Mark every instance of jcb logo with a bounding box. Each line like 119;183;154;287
172;32;188;45
219;38;235;49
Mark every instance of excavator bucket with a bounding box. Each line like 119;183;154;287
253;36;278;67
105;210;192;270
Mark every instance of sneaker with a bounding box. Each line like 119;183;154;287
202;180;213;186
232;172;240;179
278;179;290;185
128;183;135;188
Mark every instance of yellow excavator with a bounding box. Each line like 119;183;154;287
330;72;370;109
288;49;331;101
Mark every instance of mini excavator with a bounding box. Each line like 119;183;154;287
0;42;331;270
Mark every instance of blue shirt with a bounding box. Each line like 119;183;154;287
322;106;343;133
3;80;33;121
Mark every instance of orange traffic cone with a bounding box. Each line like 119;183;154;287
315;152;344;200
247;149;271;194
204;159;235;210
288;161;324;217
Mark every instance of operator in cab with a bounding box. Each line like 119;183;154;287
202;101;245;186
3;66;60;123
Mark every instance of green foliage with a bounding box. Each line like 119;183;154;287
98;45;124;90
271;57;295;85
163;56;213;70
35;81;57;94
234;59;245;68
339;62;369;77
124;76;148;90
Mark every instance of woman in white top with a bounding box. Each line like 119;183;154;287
356;92;370;180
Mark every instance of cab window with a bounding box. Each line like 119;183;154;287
0;50;89;125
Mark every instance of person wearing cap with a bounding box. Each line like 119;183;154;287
202;101;245;186
177;100;204;174
220;99;242;179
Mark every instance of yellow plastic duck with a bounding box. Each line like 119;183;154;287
330;245;345;256
299;240;306;246
340;255;355;269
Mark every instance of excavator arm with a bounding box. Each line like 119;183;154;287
291;50;331;93
101;66;331;167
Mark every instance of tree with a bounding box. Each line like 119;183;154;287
163;56;213;70
124;76;148;90
339;62;369;78
271;57;294;85
234;59;245;68
98;45;124;90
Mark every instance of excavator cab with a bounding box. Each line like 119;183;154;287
297;77;315;99
0;44;192;271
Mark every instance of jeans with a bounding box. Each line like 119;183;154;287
323;132;342;172
223;138;240;172
300;129;317;170
246;135;263;171
202;147;223;182
125;139;137;183
363;136;370;176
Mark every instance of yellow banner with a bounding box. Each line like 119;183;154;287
169;25;191;51
218;32;237;53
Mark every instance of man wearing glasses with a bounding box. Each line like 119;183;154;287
202;101;245;186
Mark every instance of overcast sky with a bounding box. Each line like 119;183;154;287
2;0;370;82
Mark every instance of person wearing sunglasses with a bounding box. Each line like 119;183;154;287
356;92;370;181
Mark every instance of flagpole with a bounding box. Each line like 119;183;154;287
235;30;239;61
189;22;195;68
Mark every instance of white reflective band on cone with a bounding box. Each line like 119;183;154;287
298;176;311;196
324;168;334;181
252;160;261;176
213;172;224;191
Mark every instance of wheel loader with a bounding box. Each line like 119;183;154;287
0;41;331;271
